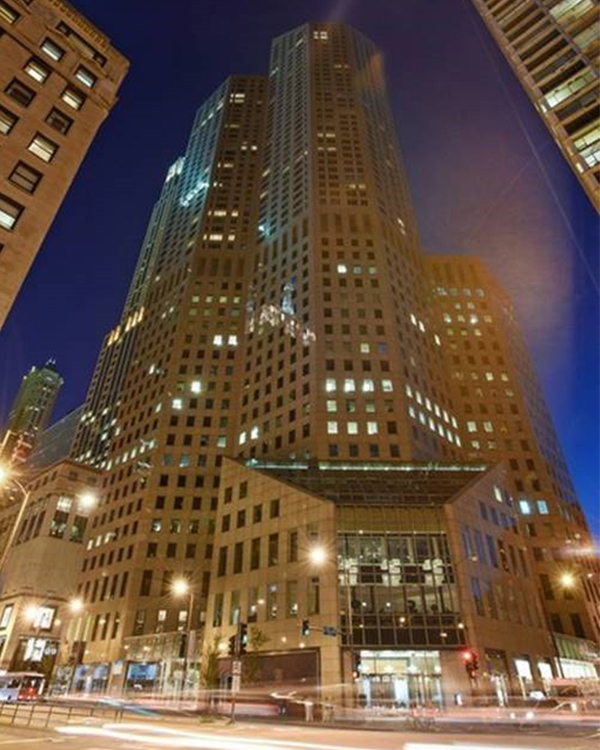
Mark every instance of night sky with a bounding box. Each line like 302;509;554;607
0;0;597;531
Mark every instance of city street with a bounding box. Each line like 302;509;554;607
0;719;598;750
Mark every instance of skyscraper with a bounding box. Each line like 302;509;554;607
426;255;600;665
471;0;599;210
0;0;128;328
1;359;63;461
70;22;598;695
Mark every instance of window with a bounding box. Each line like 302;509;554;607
28;133;58;162
250;537;260;569
75;65;96;88
0;105;17;134
233;541;244;573
308;576;320;615
267;583;278;620
32;605;55;630
268;533;279;566
269;499;280;518
286;581;298;617
5;79;35;107
252;504;262;523
41;38;64;61
9;162;42;193
0;604;13;629
24;58;50;84
0;1;19;24
288;530;298;562
46;107;73;135
537;500;549;515
217;546;227;576
61;86;85;110
49;510;69;538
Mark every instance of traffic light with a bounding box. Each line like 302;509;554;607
352;653;362;679
301;619;310;636
461;649;479;678
228;635;237;657
239;622;248;655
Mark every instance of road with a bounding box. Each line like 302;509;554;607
0;719;598;750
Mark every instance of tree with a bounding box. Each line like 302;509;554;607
244;626;270;685
200;635;222;711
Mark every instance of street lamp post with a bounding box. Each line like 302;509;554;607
172;578;195;699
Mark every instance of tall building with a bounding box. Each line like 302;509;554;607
69;22;598;698
1;359;63;461
470;0;599;210
425;255;600;675
27;404;84;470
71;73;269;693
0;0;129;328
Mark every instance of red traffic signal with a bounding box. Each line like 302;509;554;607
461;649;479;675
461;649;475;662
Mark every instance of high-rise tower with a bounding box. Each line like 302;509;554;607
70;75;268;691
1;359;63;461
238;23;461;466
471;0;599;210
0;0;129;328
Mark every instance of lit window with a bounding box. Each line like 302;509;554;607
0;1;19;24
382;380;393;392
24;58;50;84
172;398;183;410
494;486;503;503
337;264;347;274
360;342;370;353
228;335;238;346
367;422;378;435
0;105;17;134
75;65;96;88
347;422;358;435
537;500;549;515
405;384;413;398
190;381;201;394
61;86;85;110
467;421;477;433
361;379;374;393
250;426;259;440
325;379;336;393
0;193;23;230
217;436;227;447
41;38;64;61
519;500;532;515
326;400;337;412
0;604;13;629
343;379;356;393
239;431;247;445
213;335;223;346
327;421;338;435
28;133;58;162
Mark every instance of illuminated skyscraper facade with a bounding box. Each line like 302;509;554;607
471;0;599;210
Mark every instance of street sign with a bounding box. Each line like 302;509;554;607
232;660;242;675
231;674;241;693
323;625;337;636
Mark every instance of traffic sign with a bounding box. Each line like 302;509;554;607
231;674;241;693
232;660;242;675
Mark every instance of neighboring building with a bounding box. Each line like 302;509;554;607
68;22;598;699
1;359;63;461
470;0;599;210
0;459;101;685
27;404;83;470
0;0;129;328
203;458;554;706
426;254;600;675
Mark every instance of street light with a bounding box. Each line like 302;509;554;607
171;578;194;697
69;597;84;614
77;493;98;512
308;545;327;566
559;572;576;590
23;603;41;625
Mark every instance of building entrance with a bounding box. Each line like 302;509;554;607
355;650;443;708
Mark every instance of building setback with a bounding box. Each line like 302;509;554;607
68;23;599;700
470;0;599;210
0;0;128;328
